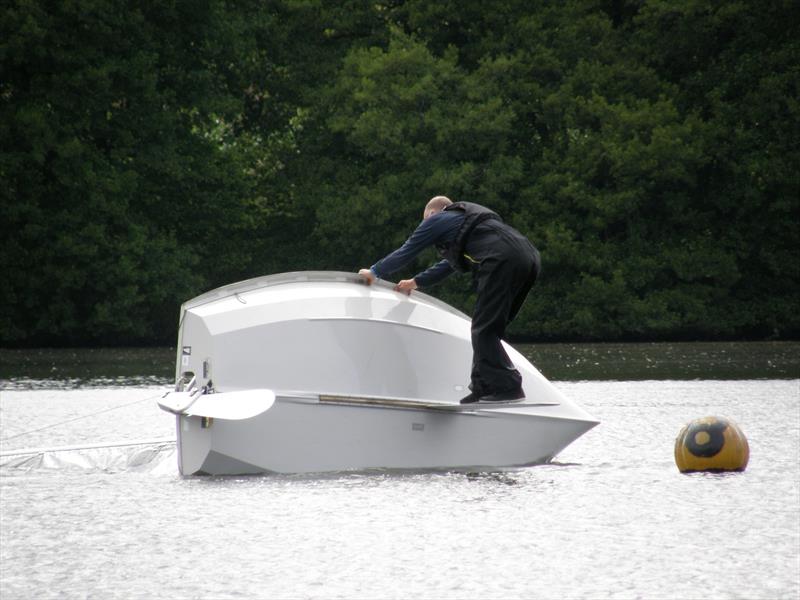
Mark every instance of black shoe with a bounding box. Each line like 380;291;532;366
477;388;525;403
459;391;481;404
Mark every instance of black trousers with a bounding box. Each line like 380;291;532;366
465;221;540;395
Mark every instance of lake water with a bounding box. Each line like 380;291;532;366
1;344;799;599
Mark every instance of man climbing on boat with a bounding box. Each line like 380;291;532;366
358;196;541;404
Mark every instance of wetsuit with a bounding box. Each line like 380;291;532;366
370;202;541;397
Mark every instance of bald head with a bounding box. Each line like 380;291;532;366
424;195;453;220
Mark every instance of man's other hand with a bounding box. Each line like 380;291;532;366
394;279;417;295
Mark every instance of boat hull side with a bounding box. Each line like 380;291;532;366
178;399;597;476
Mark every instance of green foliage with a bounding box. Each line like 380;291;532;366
1;0;259;344
2;0;797;345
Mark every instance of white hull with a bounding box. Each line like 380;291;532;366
161;271;598;475
176;395;596;475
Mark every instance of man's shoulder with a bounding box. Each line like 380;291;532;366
445;201;492;213
421;209;463;226
413;209;463;241
431;208;464;219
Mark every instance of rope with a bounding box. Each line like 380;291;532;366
0;437;175;458
0;392;165;443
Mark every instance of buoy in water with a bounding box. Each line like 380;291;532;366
674;416;749;473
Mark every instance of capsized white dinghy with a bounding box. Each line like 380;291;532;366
158;271;598;475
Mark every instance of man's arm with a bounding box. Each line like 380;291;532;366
393;260;453;295
369;212;452;279
413;260;454;288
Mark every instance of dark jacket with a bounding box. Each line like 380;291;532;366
437;202;502;272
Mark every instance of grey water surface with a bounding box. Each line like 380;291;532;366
1;344;798;599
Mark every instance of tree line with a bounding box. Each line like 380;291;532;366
2;0;798;346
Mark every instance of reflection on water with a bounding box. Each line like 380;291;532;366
1;342;798;388
521;341;799;380
0;347;175;388
465;471;521;485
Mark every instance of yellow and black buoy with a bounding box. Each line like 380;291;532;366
674;416;749;473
